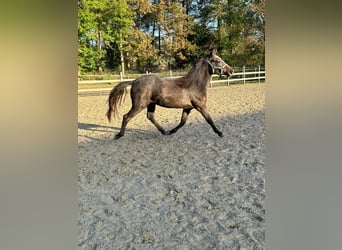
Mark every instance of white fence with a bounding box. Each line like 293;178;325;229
78;66;265;94
209;65;265;87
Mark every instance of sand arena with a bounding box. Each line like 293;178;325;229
78;83;265;249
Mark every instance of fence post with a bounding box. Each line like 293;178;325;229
258;65;261;83
120;72;123;81
243;66;246;84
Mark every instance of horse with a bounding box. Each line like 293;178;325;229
106;48;233;139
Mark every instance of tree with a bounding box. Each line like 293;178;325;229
151;0;196;68
78;0;134;74
192;0;265;67
108;0;135;75
78;0;104;73
78;0;265;73
126;29;158;72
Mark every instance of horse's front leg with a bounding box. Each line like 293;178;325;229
168;108;192;135
193;103;223;137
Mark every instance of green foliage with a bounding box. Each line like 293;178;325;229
126;29;158;72
151;0;198;66
78;0;134;73
78;0;265;73
78;45;102;73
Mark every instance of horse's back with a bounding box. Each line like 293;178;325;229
130;75;163;97
133;75;162;85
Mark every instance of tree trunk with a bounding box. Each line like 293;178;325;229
158;27;161;53
119;33;125;75
120;44;125;76
97;27;102;72
97;27;101;51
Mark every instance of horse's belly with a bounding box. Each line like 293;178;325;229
154;96;192;109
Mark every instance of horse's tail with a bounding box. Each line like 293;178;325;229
106;81;133;122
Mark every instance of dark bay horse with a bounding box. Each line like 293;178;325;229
106;48;233;139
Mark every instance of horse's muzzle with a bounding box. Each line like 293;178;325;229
225;69;234;77
223;65;234;77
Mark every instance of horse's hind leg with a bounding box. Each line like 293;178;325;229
115;107;142;139
147;103;167;135
168;108;192;135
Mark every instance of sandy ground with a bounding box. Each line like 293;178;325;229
78;83;265;249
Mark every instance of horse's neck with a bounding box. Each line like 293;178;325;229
185;61;211;88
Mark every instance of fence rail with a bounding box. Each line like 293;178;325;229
78;66;265;94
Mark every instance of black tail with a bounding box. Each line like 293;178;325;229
106;81;132;122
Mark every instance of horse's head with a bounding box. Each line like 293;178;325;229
205;48;234;77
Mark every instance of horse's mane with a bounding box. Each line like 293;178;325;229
175;58;209;88
186;58;206;76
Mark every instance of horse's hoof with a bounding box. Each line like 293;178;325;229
114;134;122;140
160;130;169;135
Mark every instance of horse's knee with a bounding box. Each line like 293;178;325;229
122;114;130;123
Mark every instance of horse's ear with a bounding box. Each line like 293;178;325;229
208;48;217;57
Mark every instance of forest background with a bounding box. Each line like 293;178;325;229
78;0;265;74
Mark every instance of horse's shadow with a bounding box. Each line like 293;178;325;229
78;122;146;135
78;122;116;132
78;122;121;142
